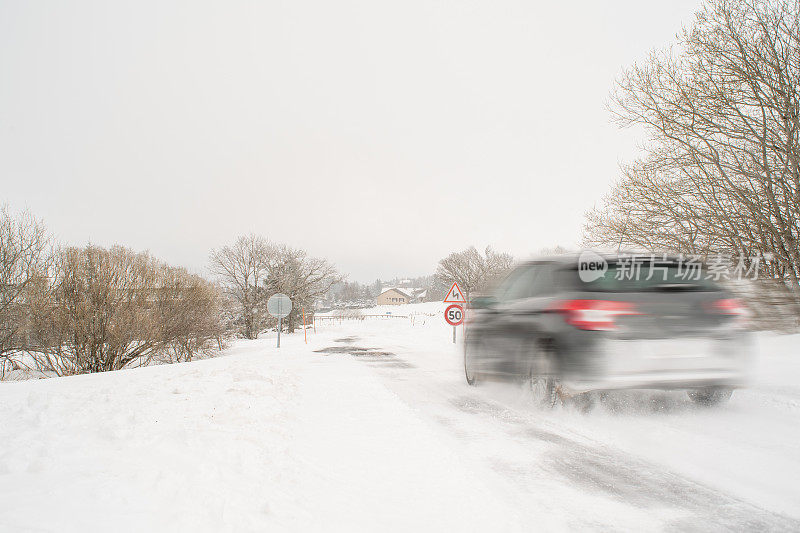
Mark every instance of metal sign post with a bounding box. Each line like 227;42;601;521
444;304;464;343
443;282;466;344
267;293;293;349
302;307;307;344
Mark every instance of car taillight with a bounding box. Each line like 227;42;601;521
707;298;749;325
550;300;639;331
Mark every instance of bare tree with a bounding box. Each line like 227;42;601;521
436;246;514;301
209;235;341;336
263;244;343;332
585;0;800;303
0;205;49;377
26;245;223;375
153;265;226;363
209;234;271;339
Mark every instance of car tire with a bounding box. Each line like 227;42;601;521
568;391;606;413
527;340;559;408
464;338;479;386
687;387;733;406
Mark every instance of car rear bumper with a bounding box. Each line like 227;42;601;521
561;334;753;394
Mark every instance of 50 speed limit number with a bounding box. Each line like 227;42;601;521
444;304;464;326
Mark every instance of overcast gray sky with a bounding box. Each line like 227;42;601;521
0;0;701;282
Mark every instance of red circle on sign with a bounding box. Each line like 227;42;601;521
444;304;464;326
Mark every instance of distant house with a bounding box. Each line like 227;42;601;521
377;288;411;305
377;287;428;305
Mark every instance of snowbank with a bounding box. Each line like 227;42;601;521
2;315;798;530
0;328;517;532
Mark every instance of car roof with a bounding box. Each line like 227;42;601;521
520;251;690;267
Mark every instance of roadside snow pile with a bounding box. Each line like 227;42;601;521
2;314;799;530
0;328;519;532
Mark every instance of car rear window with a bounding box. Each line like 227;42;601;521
566;263;721;292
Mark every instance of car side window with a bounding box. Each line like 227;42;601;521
528;264;554;296
496;265;539;301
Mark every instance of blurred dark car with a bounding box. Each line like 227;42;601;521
463;253;752;406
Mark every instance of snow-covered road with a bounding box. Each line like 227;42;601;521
2;302;799;531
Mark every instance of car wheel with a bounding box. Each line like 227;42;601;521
687;387;733;406
568;391;606;413
527;341;559;408
464;338;480;386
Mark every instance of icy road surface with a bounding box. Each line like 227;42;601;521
2;302;799;531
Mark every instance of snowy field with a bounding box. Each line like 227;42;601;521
2;302;799;531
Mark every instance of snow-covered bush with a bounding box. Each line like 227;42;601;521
22;245;225;375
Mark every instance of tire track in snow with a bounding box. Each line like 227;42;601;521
342;335;799;532
452;395;799;532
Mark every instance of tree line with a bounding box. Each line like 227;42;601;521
0;200;518;380
323;275;449;309
584;0;800;316
209;234;342;338
0;206;224;378
321;247;517;310
0;208;344;378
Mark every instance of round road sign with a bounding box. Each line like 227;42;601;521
267;293;292;318
444;304;464;326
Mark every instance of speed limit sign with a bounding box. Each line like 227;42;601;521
444;304;464;326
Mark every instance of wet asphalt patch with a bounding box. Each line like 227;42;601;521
351;351;396;357
350;351;416;368
314;341;415;368
365;360;415;369
314;346;395;357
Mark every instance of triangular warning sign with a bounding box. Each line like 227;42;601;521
443;281;466;304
